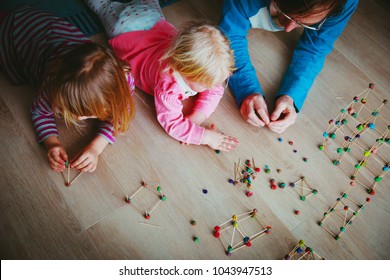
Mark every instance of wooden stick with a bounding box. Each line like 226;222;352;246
321;224;337;237
230;227;236;247
295;185;313;191
230;242;247;253
67;163;70;184
219;225;233;234
346;196;363;206
236;210;255;217
138;221;162;228
69;171;83;185
297;251;309;260
148;199;162;215
62;170;67;184
218;217;234;228
129;186;144;199
313;251;324;260
145;185;161;196
234;162;237;182
237;222;249;238
249;231;267;242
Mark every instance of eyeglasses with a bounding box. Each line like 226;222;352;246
274;4;327;31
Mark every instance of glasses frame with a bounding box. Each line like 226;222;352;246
274;4;327;31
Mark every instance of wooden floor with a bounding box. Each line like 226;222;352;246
0;0;389;260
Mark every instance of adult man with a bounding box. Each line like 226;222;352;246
220;0;358;133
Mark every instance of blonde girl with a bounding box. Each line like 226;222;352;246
86;0;239;151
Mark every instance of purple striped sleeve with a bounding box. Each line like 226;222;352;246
98;121;115;144
31;93;58;143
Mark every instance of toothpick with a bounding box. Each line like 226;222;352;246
69;171;83;185
138;221;162;228
67;162;70;184
147;199;162;215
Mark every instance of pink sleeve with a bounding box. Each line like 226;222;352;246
154;79;205;145
192;85;224;118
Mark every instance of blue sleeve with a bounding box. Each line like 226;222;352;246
278;0;359;111
219;0;266;107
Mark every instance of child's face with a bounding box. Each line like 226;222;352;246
186;80;208;93
185;74;229;93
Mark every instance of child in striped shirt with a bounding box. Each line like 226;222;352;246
86;0;239;152
0;6;135;173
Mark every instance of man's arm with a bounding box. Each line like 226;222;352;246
219;0;265;107
278;0;359;111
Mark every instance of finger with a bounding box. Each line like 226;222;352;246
49;157;64;168
51;164;63;172
220;137;239;150
89;164;97;173
59;150;68;163
241;102;263;127
268;125;285;134
247;111;265;127
270;111;283;122
79;162;94;172
256;107;270;125
268;120;290;134
49;158;64;172
219;141;238;152
72;154;90;169
50;152;65;164
71;153;88;168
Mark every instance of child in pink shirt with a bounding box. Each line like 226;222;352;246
86;0;239;152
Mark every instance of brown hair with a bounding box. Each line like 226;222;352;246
161;21;235;88
273;0;346;19
44;43;135;135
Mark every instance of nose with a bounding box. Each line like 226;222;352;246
284;20;298;32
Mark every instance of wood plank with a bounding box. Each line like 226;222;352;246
0;80;101;259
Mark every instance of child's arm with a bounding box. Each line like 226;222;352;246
155;85;238;151
71;135;109;173
32;93;68;172
185;110;207;126
189;86;239;151
71;120;114;172
192;86;225;119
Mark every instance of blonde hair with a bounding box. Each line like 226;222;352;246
44;43;135;135
161;21;235;88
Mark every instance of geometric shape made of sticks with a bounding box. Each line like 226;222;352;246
319;83;389;195
125;179;166;219
319;189;370;240
283;239;325;260
213;209;271;256
62;162;83;187
289;176;318;201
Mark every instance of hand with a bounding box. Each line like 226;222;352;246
240;93;270;127
71;135;109;172
71;145;99;173
201;127;239;152
268;95;297;134
44;136;68;172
